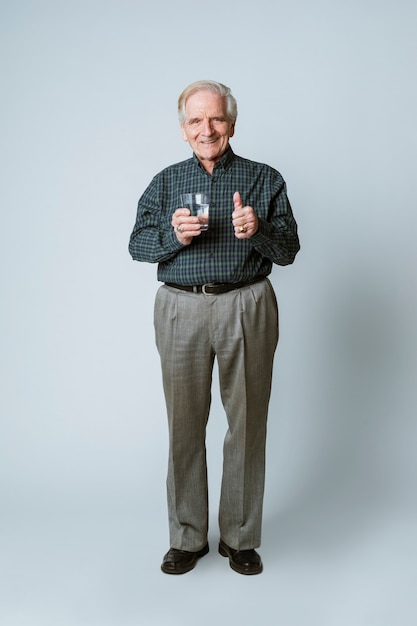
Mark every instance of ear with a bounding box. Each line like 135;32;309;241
229;122;236;138
180;124;188;142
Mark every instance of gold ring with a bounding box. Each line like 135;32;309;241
239;224;247;233
176;225;183;233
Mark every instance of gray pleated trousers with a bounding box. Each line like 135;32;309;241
154;278;279;552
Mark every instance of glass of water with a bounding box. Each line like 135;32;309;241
180;192;210;231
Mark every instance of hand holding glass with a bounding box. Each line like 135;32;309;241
180;193;209;231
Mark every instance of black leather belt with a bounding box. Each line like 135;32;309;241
165;277;264;295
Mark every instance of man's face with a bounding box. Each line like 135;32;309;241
181;90;235;170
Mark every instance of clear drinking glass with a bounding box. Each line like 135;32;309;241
180;192;210;231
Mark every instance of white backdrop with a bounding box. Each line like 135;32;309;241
1;1;416;625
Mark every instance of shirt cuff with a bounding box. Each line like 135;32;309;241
250;217;273;245
162;228;187;253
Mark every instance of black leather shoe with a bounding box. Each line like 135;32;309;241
219;539;263;575
161;543;209;574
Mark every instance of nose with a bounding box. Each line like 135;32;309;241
201;118;214;135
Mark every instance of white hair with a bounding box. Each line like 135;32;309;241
177;80;238;124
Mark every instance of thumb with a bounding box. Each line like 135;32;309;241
233;191;243;210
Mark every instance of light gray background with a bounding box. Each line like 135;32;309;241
1;1;416;624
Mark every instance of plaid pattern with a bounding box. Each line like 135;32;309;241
129;147;300;285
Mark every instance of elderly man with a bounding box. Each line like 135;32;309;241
129;80;300;575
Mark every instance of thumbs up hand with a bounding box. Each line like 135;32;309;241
232;192;259;239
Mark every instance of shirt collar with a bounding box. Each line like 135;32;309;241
193;145;235;173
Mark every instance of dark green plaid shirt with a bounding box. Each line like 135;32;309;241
129;147;300;285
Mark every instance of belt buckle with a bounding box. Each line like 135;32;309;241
202;282;216;295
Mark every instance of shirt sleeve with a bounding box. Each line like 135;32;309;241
249;174;300;266
128;175;184;263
